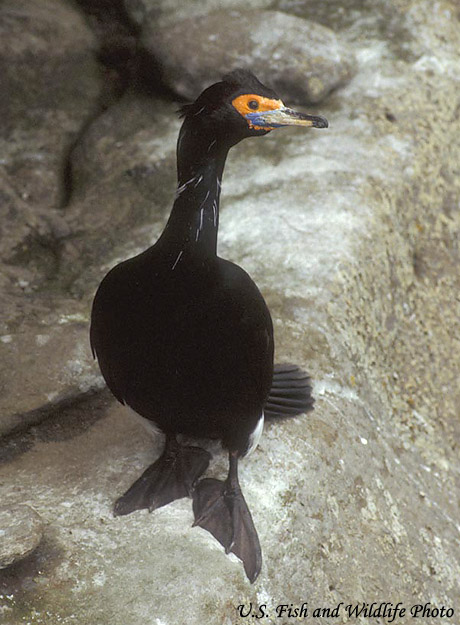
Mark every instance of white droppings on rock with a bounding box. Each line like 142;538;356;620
379;134;412;158
315;377;359;402
361;492;378;522
36;334;50;346
92;571;106;587
327;494;340;519
58;313;88;325
63;342;105;392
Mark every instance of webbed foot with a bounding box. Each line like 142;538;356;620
192;458;261;583
114;438;211;516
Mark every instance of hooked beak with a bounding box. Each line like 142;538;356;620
246;107;328;130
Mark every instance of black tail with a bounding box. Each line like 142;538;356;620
264;364;314;419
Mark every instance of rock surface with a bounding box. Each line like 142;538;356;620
0;0;101;212
124;0;270;27
0;505;44;569
0;0;104;434
1;0;460;623
63;92;178;279
142;9;355;104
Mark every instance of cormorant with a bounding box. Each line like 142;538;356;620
90;69;327;582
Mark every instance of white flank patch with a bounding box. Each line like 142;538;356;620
125;404;161;437
245;412;264;457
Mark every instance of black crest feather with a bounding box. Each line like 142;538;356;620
222;68;259;86
177;103;193;118
222;69;277;98
177;69;278;120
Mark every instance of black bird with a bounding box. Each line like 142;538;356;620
90;69;327;582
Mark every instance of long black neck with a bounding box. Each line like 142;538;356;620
160;122;231;257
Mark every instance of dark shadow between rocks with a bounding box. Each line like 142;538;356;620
0;389;113;465
0;533;64;613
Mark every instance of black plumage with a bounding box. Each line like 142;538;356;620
90;69;326;582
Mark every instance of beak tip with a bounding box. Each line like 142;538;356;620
315;116;329;129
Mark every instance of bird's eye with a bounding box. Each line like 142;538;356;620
248;100;259;110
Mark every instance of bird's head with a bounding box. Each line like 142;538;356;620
179;69;328;147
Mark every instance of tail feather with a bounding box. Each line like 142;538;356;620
264;363;314;419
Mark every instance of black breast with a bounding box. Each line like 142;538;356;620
90;245;274;451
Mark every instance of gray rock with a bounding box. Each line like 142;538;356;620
0;0;102;211
0;286;110;437
0;0;104;435
60;91;179;296
124;0;271;28
142;9;355;104
0;504;44;569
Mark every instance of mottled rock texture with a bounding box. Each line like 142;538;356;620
142;10;355;104
0;0;104;434
0;0;101;210
124;0;270;27
1;0;460;623
0;505;44;569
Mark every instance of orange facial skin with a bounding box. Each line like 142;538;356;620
231;94;284;130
